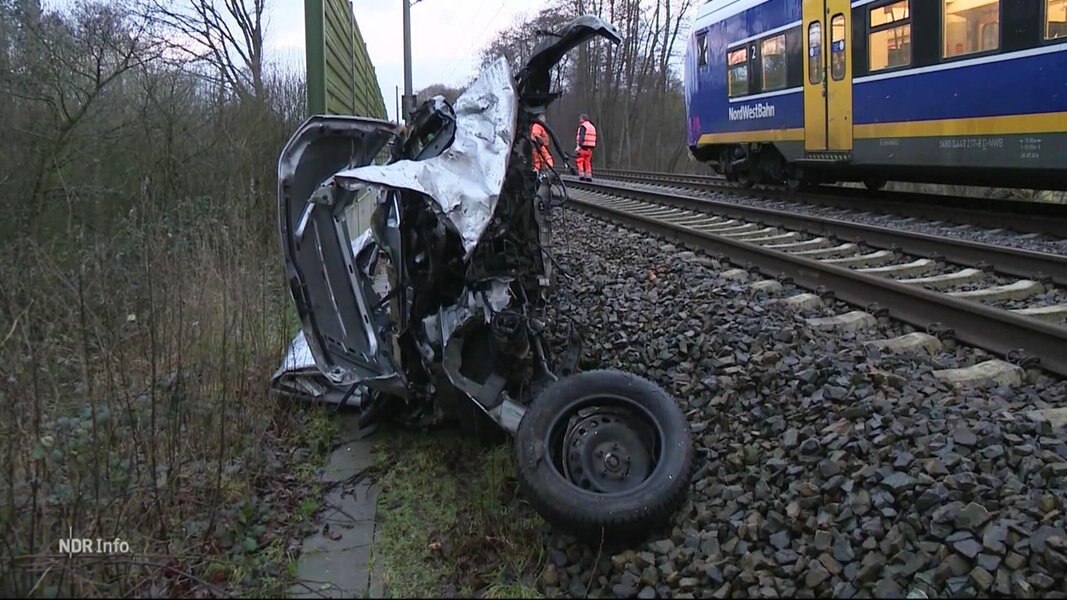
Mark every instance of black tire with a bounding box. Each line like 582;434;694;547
737;169;756;189
514;370;694;544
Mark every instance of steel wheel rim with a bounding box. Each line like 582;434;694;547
547;395;662;495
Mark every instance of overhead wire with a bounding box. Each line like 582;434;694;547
444;0;509;84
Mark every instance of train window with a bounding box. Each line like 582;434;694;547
831;14;846;80
870;0;909;27
808;22;823;84
1050;0;1067;39
728;47;749;96
697;32;708;66
761;34;787;91
943;0;1000;58
869;1;911;71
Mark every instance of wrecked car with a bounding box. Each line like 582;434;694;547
273;15;694;543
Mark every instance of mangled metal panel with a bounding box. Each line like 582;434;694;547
333;57;518;257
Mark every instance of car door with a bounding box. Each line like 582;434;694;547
277;115;406;393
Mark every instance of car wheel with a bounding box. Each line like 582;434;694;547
786;175;806;192
514;370;694;544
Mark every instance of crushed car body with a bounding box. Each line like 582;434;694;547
273;15;695;543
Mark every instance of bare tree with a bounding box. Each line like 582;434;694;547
0;0;162;236
150;0;267;102
480;0;697;171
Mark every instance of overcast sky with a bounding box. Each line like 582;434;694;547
265;0;546;121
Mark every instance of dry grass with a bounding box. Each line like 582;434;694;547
0;190;327;597
371;428;546;598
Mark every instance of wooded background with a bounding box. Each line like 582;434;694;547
1;0;313;595
421;0;704;174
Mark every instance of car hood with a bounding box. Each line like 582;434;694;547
333;57;517;258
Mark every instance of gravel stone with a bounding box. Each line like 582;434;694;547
955;503;992;531
970;566;994;591
953;538;983;559
537;212;1067;599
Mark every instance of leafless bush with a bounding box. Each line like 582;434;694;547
0;1;318;596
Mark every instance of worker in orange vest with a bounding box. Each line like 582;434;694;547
574;114;597;181
531;112;554;173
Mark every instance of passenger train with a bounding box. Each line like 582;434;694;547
683;0;1067;190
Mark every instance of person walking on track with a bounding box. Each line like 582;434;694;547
531;112;554;173
574;113;597;181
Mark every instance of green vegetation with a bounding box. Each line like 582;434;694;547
371;428;546;598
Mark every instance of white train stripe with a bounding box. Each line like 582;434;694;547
728;86;803;103
728;20;803;48
853;43;1067;84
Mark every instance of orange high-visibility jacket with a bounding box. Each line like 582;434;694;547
576;120;597;148
531;122;554;170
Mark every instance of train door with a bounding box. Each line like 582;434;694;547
803;0;853;157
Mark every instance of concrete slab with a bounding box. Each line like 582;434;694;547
933;360;1024;388
896;268;985;290
778;293;824;310
789;243;859;259
948;280;1045;302
857;258;937;277
821;250;896;268
865;332;944;355
290;414;381;599
1011;303;1067;323
749;280;784;294
806;310;878;332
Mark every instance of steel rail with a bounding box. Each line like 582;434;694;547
594;169;1067;237
566;192;1067;378
567;178;1067;288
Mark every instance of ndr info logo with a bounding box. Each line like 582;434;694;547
58;528;131;556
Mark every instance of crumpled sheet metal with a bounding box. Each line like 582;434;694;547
333;57;518;258
270;330;362;405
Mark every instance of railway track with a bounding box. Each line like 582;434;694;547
594;168;1067;237
562;177;1067;378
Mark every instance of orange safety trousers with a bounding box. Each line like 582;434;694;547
575;147;594;178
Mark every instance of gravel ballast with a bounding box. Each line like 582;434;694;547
537;209;1067;599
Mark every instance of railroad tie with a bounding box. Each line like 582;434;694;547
948;280;1045;302
895;268;986;290
864;332;944;355
1010;303;1067;324
820;250;895;268
856;258;937;277
749;280;783;294
789;243;859;259
806;310;878;332
933;360;1025;388
776;293;824;310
